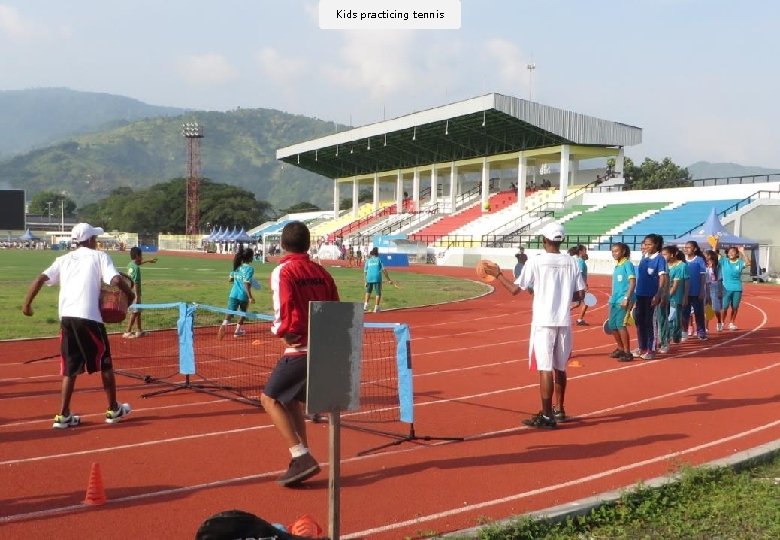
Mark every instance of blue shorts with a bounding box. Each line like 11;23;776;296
607;302;628;331
365;282;383;296
708;283;722;312
263;354;307;404
722;290;742;310
227;297;248;312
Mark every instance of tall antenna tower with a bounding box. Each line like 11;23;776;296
182;122;204;235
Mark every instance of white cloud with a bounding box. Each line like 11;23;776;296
483;38;530;93
255;47;306;85
321;31;417;100
178;53;239;86
0;4;68;41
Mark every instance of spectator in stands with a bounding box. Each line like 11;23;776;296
261;221;339;487
484;222;585;428
633;234;668;360
363;247;393;313
681;241;707;340
21;223;135;428
704;250;724;332
663;246;689;346
609;242;636;362
720;246;750;330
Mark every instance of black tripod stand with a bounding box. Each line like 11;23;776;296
345;421;464;456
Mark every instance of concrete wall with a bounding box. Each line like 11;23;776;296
582;181;780;206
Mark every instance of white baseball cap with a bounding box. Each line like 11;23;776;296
71;222;105;242
539;222;565;242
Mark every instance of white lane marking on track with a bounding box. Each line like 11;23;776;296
341;418;780;539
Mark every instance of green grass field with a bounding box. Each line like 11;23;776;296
0;249;487;340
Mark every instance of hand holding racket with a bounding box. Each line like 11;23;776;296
389;279;400;289
475;260;500;282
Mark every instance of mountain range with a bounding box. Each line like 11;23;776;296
0;88;777;210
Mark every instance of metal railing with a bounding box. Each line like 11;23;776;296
692;173;780;187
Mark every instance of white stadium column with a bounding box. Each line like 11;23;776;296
430;164;438;205
559;145;570;203
373;172;380;212
412;167;420;212
352;176;359;217
449;162;457;214
518;154;527;210
616;147;625;177
481;157;489;213
333;179;340;218
396;170;403;214
571;157;579;190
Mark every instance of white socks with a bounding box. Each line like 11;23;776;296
290;443;308;458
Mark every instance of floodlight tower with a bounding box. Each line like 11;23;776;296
182;122;204;235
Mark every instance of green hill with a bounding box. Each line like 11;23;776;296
0;105;347;210
0;87;183;159
687;161;780;180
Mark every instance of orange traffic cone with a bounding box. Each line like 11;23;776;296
84;462;107;506
287;514;323;537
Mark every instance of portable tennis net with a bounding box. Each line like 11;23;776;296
109;303;413;426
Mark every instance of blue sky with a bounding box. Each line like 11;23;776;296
1;0;778;168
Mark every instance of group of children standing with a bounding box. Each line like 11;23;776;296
607;235;750;361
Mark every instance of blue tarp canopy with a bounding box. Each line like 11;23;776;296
672;208;759;250
18;229;41;241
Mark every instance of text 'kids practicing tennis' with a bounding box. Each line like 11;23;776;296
481;222;585;429
261;221;339;487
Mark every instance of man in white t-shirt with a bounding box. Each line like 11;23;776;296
487;222;585;428
22;223;135;429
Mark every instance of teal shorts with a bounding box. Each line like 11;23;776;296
607;302;628;331
722;290;742;310
365;282;383;296
227;297;248;312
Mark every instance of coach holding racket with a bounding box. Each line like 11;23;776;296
482;222;585;428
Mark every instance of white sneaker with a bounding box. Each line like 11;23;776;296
234;327;246;337
716;322;723;332
728;322;738;330
53;412;81;429
373;306;381;313
106;403;132;424
122;331;136;338
134;331;146;338
659;346;669;354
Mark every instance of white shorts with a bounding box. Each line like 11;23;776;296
528;325;572;372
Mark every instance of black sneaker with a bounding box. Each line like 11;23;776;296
575;319;589;326
277;452;320;487
609;348;624;358
617;351;634;362
553;408;567;422
522;412;557;429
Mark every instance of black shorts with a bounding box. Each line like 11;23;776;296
263;354;307;404
60;317;113;377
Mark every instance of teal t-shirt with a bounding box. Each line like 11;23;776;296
668;261;689;305
577;257;588;282
229;263;254;301
610;259;635;304
719;257;745;292
364;256;383;283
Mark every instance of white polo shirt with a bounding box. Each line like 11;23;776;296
515;252;585;327
43;247;120;323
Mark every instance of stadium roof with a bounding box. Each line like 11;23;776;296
277;93;642;179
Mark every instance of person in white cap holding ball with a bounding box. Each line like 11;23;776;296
22;223;135;429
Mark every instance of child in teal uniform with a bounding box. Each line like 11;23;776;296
218;248;255;339
363;247;393;313
123;246;157;338
607;242;636;362
719;246;750;330
663;245;689;346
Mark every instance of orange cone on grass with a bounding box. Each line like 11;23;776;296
287;514;323;537
84;462;107;506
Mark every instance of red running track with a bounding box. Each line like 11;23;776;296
1;265;779;539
